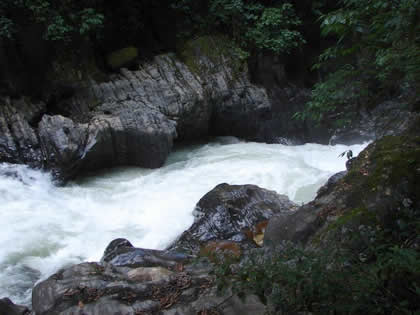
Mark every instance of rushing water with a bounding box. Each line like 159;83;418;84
0;138;367;305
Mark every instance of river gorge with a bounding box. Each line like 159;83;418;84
0;138;367;306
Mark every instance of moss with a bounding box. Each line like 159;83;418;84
106;47;138;70
177;35;248;82
328;207;377;233
318;122;420;243
343;129;420;205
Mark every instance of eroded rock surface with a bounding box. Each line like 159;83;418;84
168;183;298;254
0;37;271;181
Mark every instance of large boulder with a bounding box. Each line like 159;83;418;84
38;104;176;181
32;238;266;315
168;183;298;254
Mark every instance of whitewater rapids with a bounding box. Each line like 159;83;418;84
0;138;367;304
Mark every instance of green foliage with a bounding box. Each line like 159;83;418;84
293;65;363;124
0;16;15;39
215;151;420;315
245;5;305;54
172;0;305;55
295;0;420;124
217;227;420;313
0;0;104;42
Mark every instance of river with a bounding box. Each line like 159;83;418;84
0;138;367;305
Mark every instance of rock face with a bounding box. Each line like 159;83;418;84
169;183;298;254
265;117;420;247
0;98;45;168
0;37;271;181
329;96;420;145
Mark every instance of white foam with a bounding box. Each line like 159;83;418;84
0;140;367;304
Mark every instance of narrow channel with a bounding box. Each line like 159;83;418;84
0;137;367;305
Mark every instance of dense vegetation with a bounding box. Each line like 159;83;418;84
214;125;420;314
1;1;419;313
296;0;420;124
1;0;418;117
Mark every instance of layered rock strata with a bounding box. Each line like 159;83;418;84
0;39;271;181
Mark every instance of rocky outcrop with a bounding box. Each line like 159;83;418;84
30;183;298;315
0;98;44;168
31;238;266;315
38;107;176;180
168;183;298;254
329;96;420;145
0;37;271;181
0;298;31;315
264;116;420;247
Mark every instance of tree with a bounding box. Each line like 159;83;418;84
0;0;104;42
295;0;420;123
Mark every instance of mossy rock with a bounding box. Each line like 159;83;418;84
314;117;420;247
106;47;138;70
177;35;248;80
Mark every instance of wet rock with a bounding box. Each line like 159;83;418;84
101;238;190;269
1;37;271;181
316;171;347;197
168;183;298;254
38;105;176;181
32;262;150;315
0;97;44;168
0;298;31;315
32;237;266;315
127;267;173;282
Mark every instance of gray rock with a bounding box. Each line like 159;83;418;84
100;238;190;268
329;97;420;145
0;97;44;168
38;103;176;181
0;298;31;315
32;242;266;315
168;183;298;254
162;287;266;315
1;38;272;181
265;171;348;246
